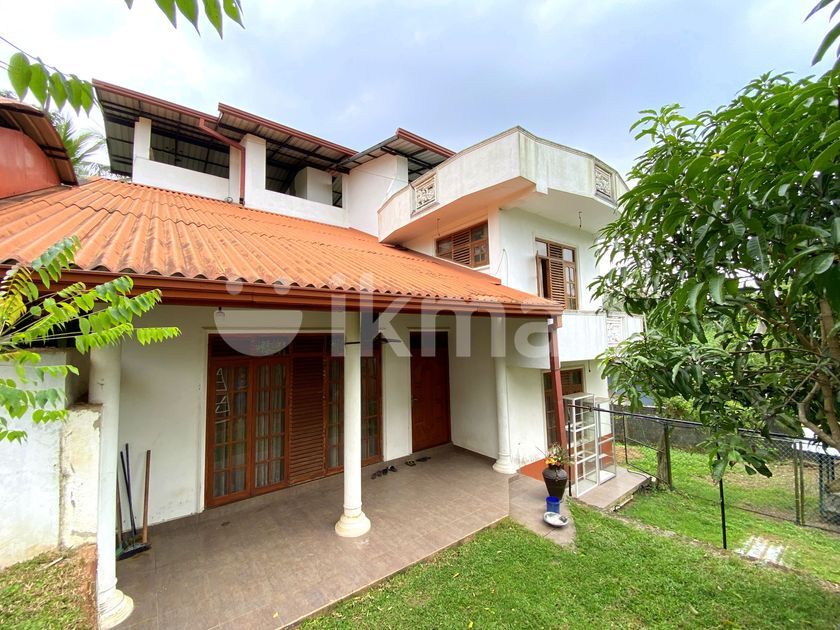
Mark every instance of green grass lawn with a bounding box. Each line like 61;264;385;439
306;508;840;629
621;446;840;583
0;550;94;629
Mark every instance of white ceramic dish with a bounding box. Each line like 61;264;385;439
543;511;569;528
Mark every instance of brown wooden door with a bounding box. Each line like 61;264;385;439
410;332;451;452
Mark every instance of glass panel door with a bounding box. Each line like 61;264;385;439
361;353;382;464
326;358;343;470
596;403;616;483
211;363;249;500
254;360;288;491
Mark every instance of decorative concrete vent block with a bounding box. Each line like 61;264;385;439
594;164;613;200
413;176;437;214
606;315;625;347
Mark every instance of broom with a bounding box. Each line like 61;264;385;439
117;444;151;559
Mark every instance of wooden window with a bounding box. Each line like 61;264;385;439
561;368;584;395
536;239;578;309
436;222;489;268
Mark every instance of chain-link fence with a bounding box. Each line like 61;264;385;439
584;405;840;545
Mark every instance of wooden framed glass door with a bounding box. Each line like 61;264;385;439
206;357;290;507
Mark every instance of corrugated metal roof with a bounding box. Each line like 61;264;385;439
0;178;554;311
339;128;455;182
0;97;77;186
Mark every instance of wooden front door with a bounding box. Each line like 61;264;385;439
410;331;451;452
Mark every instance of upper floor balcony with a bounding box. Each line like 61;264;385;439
378;127;628;244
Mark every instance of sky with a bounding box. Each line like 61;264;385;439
0;0;832;176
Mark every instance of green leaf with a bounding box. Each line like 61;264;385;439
28;63;48;105
812;19;840;65
48;72;67;109
176;0;199;30
746;236;768;272
800;252;835;277
223;0;243;27
686;281;705;315
708;275;725;305
729;218;745;238
155;0;177;27
203;0;223;37
79;81;94;114
7;52;31;99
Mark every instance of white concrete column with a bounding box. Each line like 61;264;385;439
132;118;151;161
90;344;133;629
335;311;371;537
492;355;518;474
242;134;267;206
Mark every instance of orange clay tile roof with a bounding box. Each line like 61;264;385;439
0;178;555;311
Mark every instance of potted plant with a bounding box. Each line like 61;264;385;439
542;442;569;500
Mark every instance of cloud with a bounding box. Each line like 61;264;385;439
0;0;831;177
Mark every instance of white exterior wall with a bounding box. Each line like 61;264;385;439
117;305;548;525
344;154;408;236
242;134;348;226
0;350;97;569
498;206;600;310
132;118;241;202
293;166;333;205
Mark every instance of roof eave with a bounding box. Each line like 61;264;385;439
20;268;559;318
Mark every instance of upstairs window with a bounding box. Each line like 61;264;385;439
536;239;578;309
436;222;488;268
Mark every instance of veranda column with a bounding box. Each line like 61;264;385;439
490;317;517;475
90;344;134;628
335;311;372;537
492;355;518;474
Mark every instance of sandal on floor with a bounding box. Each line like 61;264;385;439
382;468;389;475
405;460;416;466
388;465;398;472
371;470;382;479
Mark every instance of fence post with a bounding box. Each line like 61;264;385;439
656;423;672;489
663;424;673;489
793;442;802;525
798;443;806;527
623;413;629;466
718;470;728;550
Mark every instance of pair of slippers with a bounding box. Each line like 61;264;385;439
404;456;432;467
371;465;398;479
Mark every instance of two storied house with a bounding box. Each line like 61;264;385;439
0;84;639;624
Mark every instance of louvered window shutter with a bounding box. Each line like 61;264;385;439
451;228;472;266
547;258;566;308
